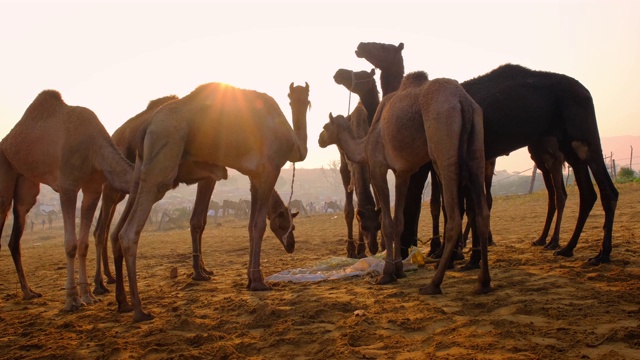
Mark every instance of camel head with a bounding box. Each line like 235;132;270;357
288;82;311;111
268;208;299;254
356;206;382;255
355;42;404;70
333;68;377;95
318;113;350;148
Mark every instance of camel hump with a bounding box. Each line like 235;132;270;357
146;95;179;110
22;90;67;120
400;71;429;90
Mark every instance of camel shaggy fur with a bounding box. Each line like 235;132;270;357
115;82;310;322
319;72;491;294
0;90;133;311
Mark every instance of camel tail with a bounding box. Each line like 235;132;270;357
458;98;475;183
95;135;135;193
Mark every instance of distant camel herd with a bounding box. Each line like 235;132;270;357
0;41;617;322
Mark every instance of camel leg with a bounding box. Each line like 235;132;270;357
554;158;596;259
428;168;442;258
77;186;101;305
60;186;84;312
339;153;356;258
400;163;430;259
532;163;557;248
420;172;462;295
8;176;42;299
585;154;618;265
93;184;124;295
246;171;279;291
370;164;397;285
391;171;413;279
468;173;492;295
190;178;216;281
545;160;567;251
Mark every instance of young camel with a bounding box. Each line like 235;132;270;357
355;41;444;258
333;68;382;258
115;82;310;322
0;90;133;311
319;72;491;294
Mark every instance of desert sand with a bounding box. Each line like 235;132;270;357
1;183;639;359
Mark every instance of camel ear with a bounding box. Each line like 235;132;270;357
398;42;404;51
329;112;334;121
305;82;309;90
290;82;294;92
370;68;376;76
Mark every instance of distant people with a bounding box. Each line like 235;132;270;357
48;213;53;229
30;219;34;232
41;218;46;229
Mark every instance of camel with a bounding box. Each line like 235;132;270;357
289;199;308;216
333;68;382;258
319;72;491;294
221;199;239;217
355;42;444;259
115;81;310;322
92;95;179;294
324;201;342;213
236;199;251;219
401;63;618;266
0;90;133;311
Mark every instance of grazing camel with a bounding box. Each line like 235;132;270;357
115;82;310;322
355;42;443;259
221;199;238;217
319;72;491;294
333;68;382;258
92;95;179;294
0;90;133;311
289;199;308;216
324;201;342;213
401;63;618;266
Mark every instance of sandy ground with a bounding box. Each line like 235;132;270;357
1;183;639;359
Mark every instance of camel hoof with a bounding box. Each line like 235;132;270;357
544;241;560;250
93;282;110;295
375;274;397;285
419;284;442;295
106;277;116;285
117;302;134;313
249;281;272;291
63;297;86;312
133;310;154;323
587;254;610;266
531;238;546;247
191;273;212;281
473;285;492;295
22;288;43;300
202;268;214;276
81;294;99;305
554;247;574;258
459;261;480;271
396;270;407;279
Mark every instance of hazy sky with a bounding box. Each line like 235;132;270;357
1;1;638;172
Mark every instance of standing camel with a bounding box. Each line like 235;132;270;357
0;90;133;311
401;64;617;266
319;72;491;294
115;82;310;322
92;95;179;294
333;68;382;258
355;42;443;259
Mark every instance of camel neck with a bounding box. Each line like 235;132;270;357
289;102;308;162
380;66;404;97
357;88;380;126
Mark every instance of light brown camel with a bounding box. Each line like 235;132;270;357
0;90;133;311
355;42;444;258
333;68;382;258
319;72;491;295
115;82;310;322
92;95;179;294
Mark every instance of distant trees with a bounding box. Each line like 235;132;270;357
617;166;639;183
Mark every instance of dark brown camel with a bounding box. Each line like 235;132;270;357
288;199;308;216
324;201;342;213
115;82;310;322
320;72;491;294
0;90;133;311
221;199;238;217
355;42;443;259
402;63;618;266
333;68;382;258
